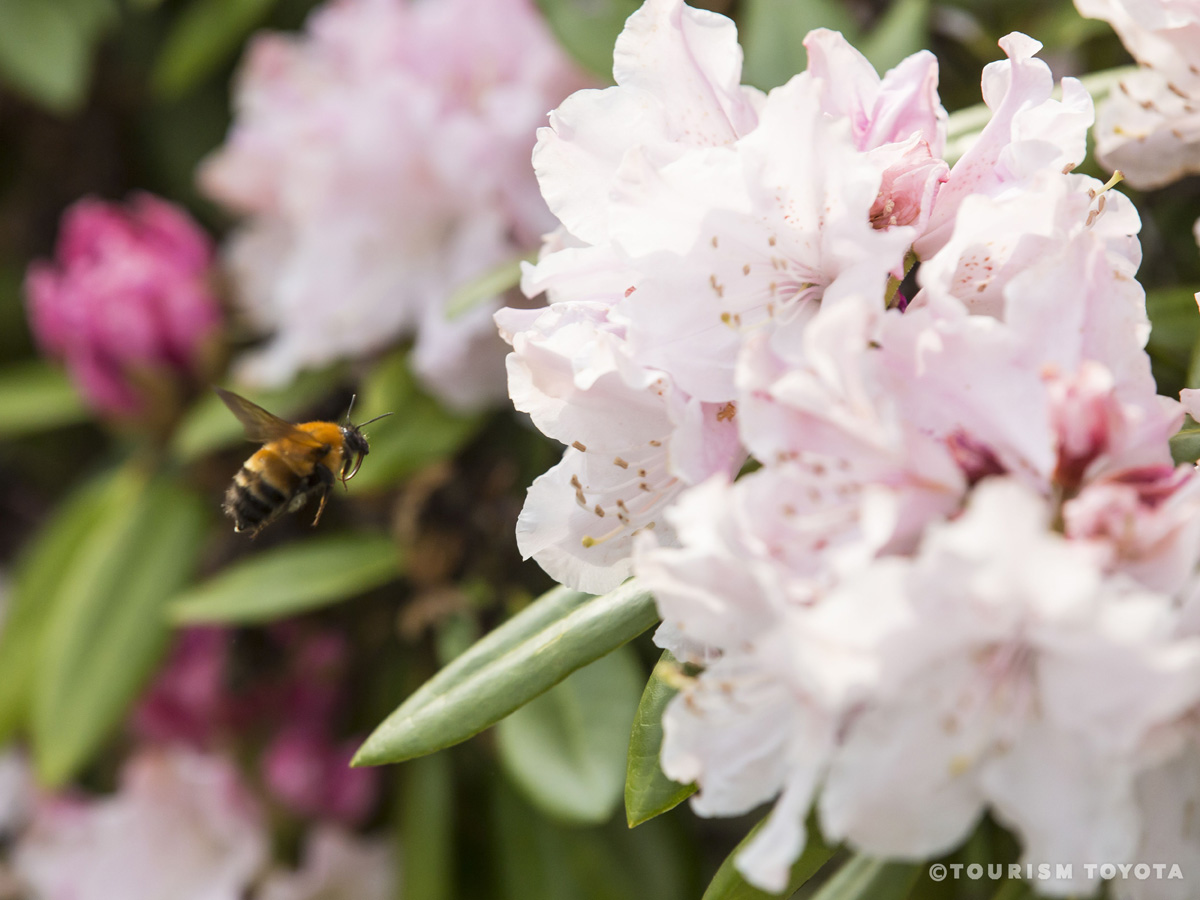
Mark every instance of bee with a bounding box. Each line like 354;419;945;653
215;387;392;536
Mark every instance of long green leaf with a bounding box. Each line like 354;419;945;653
1171;418;1200;465
0;362;88;437
33;472;207;786
739;0;858;92
812;856;919;900
702;815;835;900
0;471;121;743
533;0;640;79
170;533;401;624
858;0;929;74
625;649;696;827
498;644;643;825
0;0;114;113
353;580;658;767
445;255;530;320
152;0;279;100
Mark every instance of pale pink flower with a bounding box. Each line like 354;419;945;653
201;0;590;408
14;750;266;900
259;826;395;900
1075;0;1200;189
915;34;1093;258
24;194;222;416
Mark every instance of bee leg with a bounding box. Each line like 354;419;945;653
309;463;335;527
311;489;329;527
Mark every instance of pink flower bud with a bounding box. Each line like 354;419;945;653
25;193;223;416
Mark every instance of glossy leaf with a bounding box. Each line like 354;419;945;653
152;0;279;99
0;471;121;743
625;650;696;827
171;533;401;624
170;369;343;463
353;580;658;767
497;644;643;825
739;0;858;92
0;362;88;437
0;0;114;113
1172;417;1200;464
348;350;484;492
533;0;640;79
33;472;208;786
702;815;835;900
812;856;919;900
859;0;929;74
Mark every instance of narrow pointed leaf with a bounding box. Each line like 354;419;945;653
0;362;88;437
445;255;529;320
497;645;643;824
152;0;279;99
702;815;835;900
740;0;858;91
354;580;657;766
0;471;121;743
400;752;454;900
533;0;641;79
858;0;929;73
33;473;207;785
812;856;919;900
170;533;401;624
625;650;696;827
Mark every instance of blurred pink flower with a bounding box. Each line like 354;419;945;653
263;728;379;825
24;193;223;416
201;0;592;409
14;749;266;900
131;628;231;748
260;826;395;900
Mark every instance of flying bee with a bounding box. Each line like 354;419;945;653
215;387;392;536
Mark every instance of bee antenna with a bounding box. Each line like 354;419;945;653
344;394;357;425
357;412;394;428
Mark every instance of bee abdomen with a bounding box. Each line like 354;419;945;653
224;468;288;532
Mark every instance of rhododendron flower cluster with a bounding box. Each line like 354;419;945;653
25;194;222;417
202;0;591;409
500;0;1200;895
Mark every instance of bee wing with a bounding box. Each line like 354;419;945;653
213;387;326;448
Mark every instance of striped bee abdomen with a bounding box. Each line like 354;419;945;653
224;465;290;533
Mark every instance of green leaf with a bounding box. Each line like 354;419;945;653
498;644;643;825
1171;417;1200;465
170;533;401;624
1143;286;1200;392
858;0;929;74
492;776;694;900
33;471;208;785
353;580;658;767
740;0;858;92
348;350;484;492
152;0;280;100
0;362;89;437
445;255;530;320
811;856;919;900
533;0;640;79
400;752;455;900
0;471;122;744
702;815;835;900
170;370;342;463
0;0;114;113
625;650;695;827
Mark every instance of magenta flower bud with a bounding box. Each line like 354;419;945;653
263;728;379;826
25;193;223;417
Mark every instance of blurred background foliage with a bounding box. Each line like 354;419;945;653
0;0;1198;898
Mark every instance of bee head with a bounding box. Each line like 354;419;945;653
338;395;392;483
